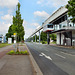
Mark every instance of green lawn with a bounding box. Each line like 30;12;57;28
40;41;47;44
0;43;12;48
50;41;56;44
41;41;56;44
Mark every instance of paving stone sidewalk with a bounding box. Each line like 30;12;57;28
0;45;34;75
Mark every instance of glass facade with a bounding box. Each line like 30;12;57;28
53;17;75;31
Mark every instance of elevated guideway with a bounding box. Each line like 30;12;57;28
27;6;68;44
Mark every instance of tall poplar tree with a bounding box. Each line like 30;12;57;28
6;2;25;42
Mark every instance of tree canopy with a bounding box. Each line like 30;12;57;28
66;0;75;24
40;31;47;41
6;2;25;42
50;34;56;41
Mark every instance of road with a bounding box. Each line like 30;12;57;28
26;42;75;75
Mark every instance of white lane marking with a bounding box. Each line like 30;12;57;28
61;52;75;56
45;50;49;52
39;54;43;56
55;53;66;59
39;53;52;60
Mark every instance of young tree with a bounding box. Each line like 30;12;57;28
6;2;25;42
66;0;75;25
40;31;47;41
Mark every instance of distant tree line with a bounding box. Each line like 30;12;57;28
32;31;56;42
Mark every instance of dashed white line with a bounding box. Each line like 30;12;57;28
61;52;75;56
55;53;66;59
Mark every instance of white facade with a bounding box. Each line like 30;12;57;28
72;31;75;46
8;38;12;44
61;34;64;45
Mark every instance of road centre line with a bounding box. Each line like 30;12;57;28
61;52;75;56
55;53;66;59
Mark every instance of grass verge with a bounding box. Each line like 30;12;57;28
41;41;47;44
0;43;12;48
50;41;56;44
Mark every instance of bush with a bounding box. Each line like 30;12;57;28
24;50;29;55
42;41;46;44
7;50;29;55
8;50;15;55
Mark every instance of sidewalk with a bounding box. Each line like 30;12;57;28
0;45;34;75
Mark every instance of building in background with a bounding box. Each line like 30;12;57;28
26;6;75;46
0;34;6;43
43;6;75;46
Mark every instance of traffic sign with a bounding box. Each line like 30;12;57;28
14;33;16;35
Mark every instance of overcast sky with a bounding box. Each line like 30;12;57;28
0;0;68;39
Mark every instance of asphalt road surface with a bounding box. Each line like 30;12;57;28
26;42;75;75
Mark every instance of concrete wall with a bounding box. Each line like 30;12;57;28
66;38;71;46
56;33;64;45
72;31;75;39
72;30;75;46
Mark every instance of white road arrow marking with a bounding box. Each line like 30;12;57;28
39;53;52;60
39;54;43;56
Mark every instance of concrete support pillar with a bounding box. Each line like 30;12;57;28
73;23;74;27
30;37;31;42
70;31;72;46
33;35;34;42
31;36;33;42
39;31;40;43
32;36;34;42
67;15;70;27
35;34;36;42
47;32;50;45
60;33;61;45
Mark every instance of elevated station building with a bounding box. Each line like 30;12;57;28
27;6;75;46
43;6;75;46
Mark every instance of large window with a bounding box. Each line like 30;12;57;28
47;25;53;28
